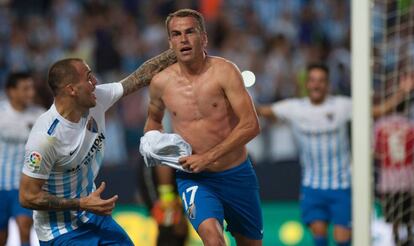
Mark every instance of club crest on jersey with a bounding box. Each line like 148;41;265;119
326;112;334;122
27;151;42;171
187;203;196;219
87;117;98;133
27;122;33;130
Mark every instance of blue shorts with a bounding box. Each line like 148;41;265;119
300;187;351;228
176;158;263;240
39;215;133;245
0;190;32;230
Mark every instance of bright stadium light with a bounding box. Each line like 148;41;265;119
242;70;256;87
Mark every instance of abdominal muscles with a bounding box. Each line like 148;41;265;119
170;104;247;169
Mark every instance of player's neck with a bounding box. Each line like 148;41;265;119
54;97;87;123
310;99;324;105
9;99;26;112
179;52;207;76
309;96;327;105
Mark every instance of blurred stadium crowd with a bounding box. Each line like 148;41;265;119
0;0;351;166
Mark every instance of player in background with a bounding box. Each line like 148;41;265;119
18;49;176;245
257;64;414;246
0;72;45;246
374;99;414;246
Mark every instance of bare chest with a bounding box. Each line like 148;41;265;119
162;77;228;121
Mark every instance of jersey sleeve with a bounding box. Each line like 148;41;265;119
270;99;298;121
22;132;55;180
95;83;124;112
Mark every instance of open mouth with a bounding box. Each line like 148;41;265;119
180;47;192;54
310;88;322;93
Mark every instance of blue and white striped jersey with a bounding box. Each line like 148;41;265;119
22;83;123;242
0;101;44;190
271;96;352;190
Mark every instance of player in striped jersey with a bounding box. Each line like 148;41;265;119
18;50;176;245
0;72;44;246
257;64;413;246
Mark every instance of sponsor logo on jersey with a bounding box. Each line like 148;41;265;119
326;112;334;121
69;146;78;156
67;133;105;172
28;151;42;171
87;117;98;133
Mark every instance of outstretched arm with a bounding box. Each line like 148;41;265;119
372;73;414;118
256;104;278;121
120;49;177;97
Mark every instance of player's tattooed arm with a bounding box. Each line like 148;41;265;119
20;174;117;214
32;193;80;210
120;49;177;96
20;174;81;211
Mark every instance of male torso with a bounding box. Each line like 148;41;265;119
154;56;246;171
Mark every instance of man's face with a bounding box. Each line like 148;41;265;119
168;16;207;63
8;78;35;108
306;68;329;104
71;61;97;108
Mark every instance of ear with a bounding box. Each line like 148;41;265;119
65;84;77;96
202;32;208;48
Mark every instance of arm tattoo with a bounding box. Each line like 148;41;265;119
121;49;177;96
31;193;80;211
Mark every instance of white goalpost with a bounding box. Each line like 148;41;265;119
352;0;414;244
352;0;373;245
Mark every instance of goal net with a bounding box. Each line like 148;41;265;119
372;0;414;245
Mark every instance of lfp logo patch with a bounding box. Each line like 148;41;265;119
28;151;42;171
